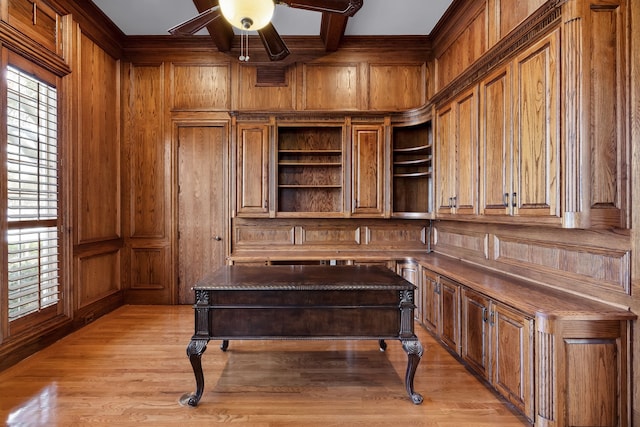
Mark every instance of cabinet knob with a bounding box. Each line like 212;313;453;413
213;236;222;241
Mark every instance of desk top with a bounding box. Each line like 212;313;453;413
193;265;415;291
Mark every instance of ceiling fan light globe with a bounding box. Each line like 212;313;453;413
219;0;275;31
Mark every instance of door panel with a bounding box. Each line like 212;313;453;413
178;125;227;304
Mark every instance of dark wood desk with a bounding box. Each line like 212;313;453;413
182;265;423;406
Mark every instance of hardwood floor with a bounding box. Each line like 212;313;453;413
0;305;530;426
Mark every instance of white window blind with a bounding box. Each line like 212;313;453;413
6;65;60;322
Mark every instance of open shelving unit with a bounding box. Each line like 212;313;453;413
277;126;344;214
392;122;433;217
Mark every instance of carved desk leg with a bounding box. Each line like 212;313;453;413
401;338;424;404
180;338;209;407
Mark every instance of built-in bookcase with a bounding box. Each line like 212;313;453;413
392;122;432;217
277;126;344;214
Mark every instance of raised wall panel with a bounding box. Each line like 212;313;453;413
7;0;61;55
493;234;630;295
588;3;627;228
496;0;546;40
127;64;167;239
77;34;120;244
171;64;230;110
302;64;359;110
364;224;427;249
238;65;294;111
234;224;295;248
369;64;425;110
129;247;169;290
433;222;489;260
298;224;360;246
77;250;120;308
436;7;486;89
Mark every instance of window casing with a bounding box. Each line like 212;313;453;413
3;60;63;335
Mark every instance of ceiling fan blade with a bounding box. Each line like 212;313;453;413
277;0;363;16
257;23;290;61
168;6;222;35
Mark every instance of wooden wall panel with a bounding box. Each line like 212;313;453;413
7;0;61;55
171;63;230;110
129;247;169;290
237;65;295;111
433;223;489;259
302;64;359;110
363;224;427;249
369;64;425;110
436;7;487;89
496;0;546;40
298;224;360;246
493;234;630;295
77;33;120;244
234;223;295;248
76;250;120;308
126;64;167;238
588;2;627;225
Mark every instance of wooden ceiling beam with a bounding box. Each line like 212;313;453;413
191;0;234;52
319;12;348;52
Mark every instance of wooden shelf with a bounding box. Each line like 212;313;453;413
392;122;432;216
394;171;432;178
393;144;431;153
277;126;343;214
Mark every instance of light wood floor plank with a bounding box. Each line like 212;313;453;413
0;305;530;426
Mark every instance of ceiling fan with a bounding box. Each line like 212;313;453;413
168;0;363;62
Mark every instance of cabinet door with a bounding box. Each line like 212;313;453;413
397;261;420;322
439;277;460;354
352;125;384;216
236;124;269;216
480;66;512;216
435;104;455;214
454;87;478;215
512;29;560;219
491;302;534;421
421;268;440;334
461;288;490;379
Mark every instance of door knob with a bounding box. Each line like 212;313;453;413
213;236;222;241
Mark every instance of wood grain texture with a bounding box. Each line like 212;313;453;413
171;63;230;110
77;33;121;244
0;305;530;426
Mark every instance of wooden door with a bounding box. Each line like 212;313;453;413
454;87;478;215
178;125;227;304
236;123;270;216
513;29;560;219
421;268;440;334
491;302;534;421
480;66;512;216
461;288;490;379
435;105;455;214
439;277;460;355
351;125;384;216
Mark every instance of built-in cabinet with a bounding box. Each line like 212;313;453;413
233;115;433;220
416;255;633;426
277;125;345;215
461;287;534;420
392;122;433;218
435;86;478;217
351;124;385;216
236;122;270;216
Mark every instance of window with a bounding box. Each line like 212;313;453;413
5;64;62;328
